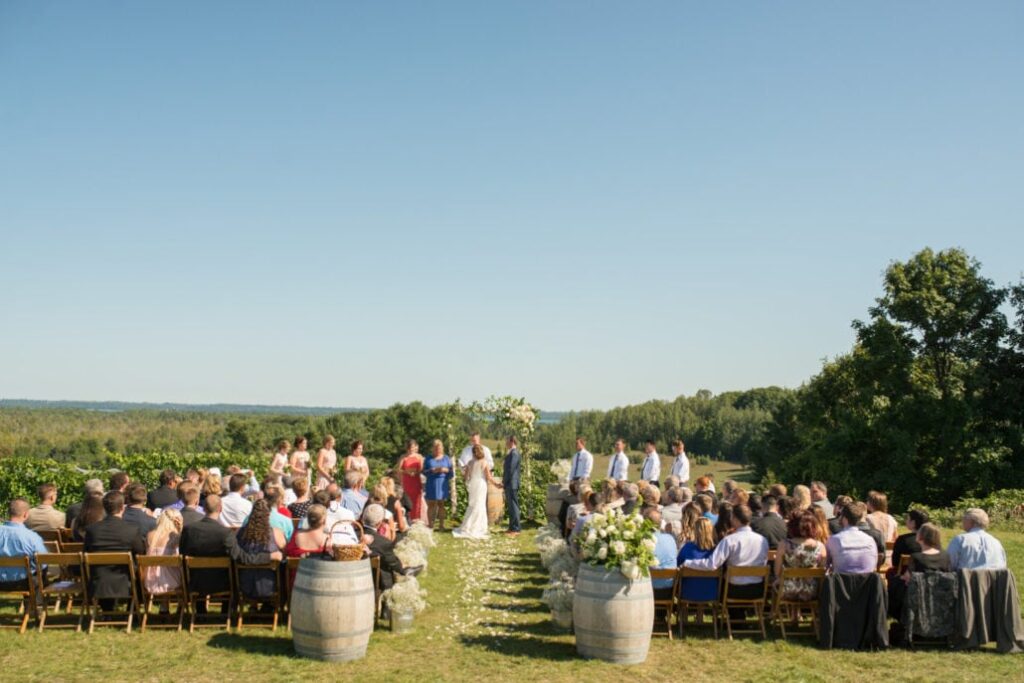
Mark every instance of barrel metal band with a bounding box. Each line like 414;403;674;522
293;625;373;639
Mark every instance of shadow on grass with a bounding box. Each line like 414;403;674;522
477;620;567;637
484;585;544;601
459;633;576;661
482;600;548;614
207;632;297;658
490;576;547;586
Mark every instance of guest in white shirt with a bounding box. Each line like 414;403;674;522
640;440;661;486
669;439;690;484
458;432;493;472
607;439;630;481
569;438;593;482
218;473;253;528
683;504;768;598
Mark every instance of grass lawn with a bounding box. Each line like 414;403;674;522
2;523;1023;682
586;453;756;488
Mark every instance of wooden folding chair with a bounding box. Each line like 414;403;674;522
721;565;770;640
771;566;825;640
58;527;75;545
370;556;383;622
0;556;37;633
43;541;60;553
677;567;721;639
84;552;139;633
184;556;234;633
895;554;911;576
61;542;84;554
137;555;186;632
35;553;86;631
232;561;282;631
37;529;60;543
649;568;679;639
285;557;301;630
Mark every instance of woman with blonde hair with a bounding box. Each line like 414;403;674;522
370;482;397;539
269;439;289;484
424;439;453;530
144;509;184;594
379;476;408;535
344;440;370;490
792;484;812;512
677;517;719;602
290;435;311;487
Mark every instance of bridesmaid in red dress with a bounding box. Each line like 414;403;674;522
398;440;427;523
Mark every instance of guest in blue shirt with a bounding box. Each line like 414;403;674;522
948;508;1008;570
0;499;48;589
424;440;453;530
695;493;718;526
677;517;719;602
341;471;369;517
645;508;678;600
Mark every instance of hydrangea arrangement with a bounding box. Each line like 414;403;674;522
575;508;658;580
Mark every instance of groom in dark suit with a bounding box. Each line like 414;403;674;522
502;436;522;535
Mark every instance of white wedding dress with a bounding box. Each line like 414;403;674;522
452;461;490;540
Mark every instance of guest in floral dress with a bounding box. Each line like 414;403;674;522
773;511;827;602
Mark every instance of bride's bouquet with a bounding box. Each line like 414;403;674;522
575;509;658;580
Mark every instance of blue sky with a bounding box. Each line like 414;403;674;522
1;2;1022;410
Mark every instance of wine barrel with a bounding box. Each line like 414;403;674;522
573;563;653;664
486;483;505;525
545;484;569;524
291;558;375;662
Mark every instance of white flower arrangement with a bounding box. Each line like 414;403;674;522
383;575;427;614
395;537;428;569
546;546;579;579
550;459;571;484
575;508;658;580
542;572;575;612
405;523;437;550
537;535;567;569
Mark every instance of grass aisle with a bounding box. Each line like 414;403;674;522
2;527;1024;682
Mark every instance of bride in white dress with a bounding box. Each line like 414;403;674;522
453;444;500;540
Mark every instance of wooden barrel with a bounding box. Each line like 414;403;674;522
291;558;375;662
573;563;653;664
486;483;504;525
545;484;569;524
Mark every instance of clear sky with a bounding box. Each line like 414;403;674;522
1;2;1022;411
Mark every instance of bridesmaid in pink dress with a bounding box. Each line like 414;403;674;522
398;440;427;523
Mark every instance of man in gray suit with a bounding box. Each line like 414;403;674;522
502;436;522;535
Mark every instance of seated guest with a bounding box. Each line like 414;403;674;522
568;492;601;551
84;492;146;605
287;477;312;520
693;476;712;495
564;486;591;539
558;481;581;537
645;508;678;600
751;495;787;550
747;494;763;519
165;481;192;513
639;486;661;515
109;472;131;495
947;508;1007;570
682;504;768;599
360;504;419;593
234;500;286;600
219;473;253;528
713;502;734;543
825;502;878;574
340;471;368;517
694;494;717;525
661;486;686;538
810;506;831;542
200;473;222;506
147;469;180;511
284;504;331;588
810;481;834;518
828;495;852;536
143;509;183;595
774;511;827;601
71;492;105;541
855;514;886;558
791;485;812;513
380;477;410;535
261;484;294;542
677;504;702;547
322;487;359;545
677;517;718;602
721;479;738;502
865;490;898;544
26;483;66;533
66;479;104;523
179;485;204;527
703;473;716;493
891;509;928;572
660;476;680;506
0;499;48;591
123;484;157;537
769;483;787;498
777;495;795;520
906;523;951;574
621;483;640;516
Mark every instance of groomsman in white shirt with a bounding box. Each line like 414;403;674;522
607;439;630;481
458;432;494;473
569;437;593;483
669;439;689;485
640;440;661;487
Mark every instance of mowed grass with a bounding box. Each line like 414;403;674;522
2;523;1023;682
